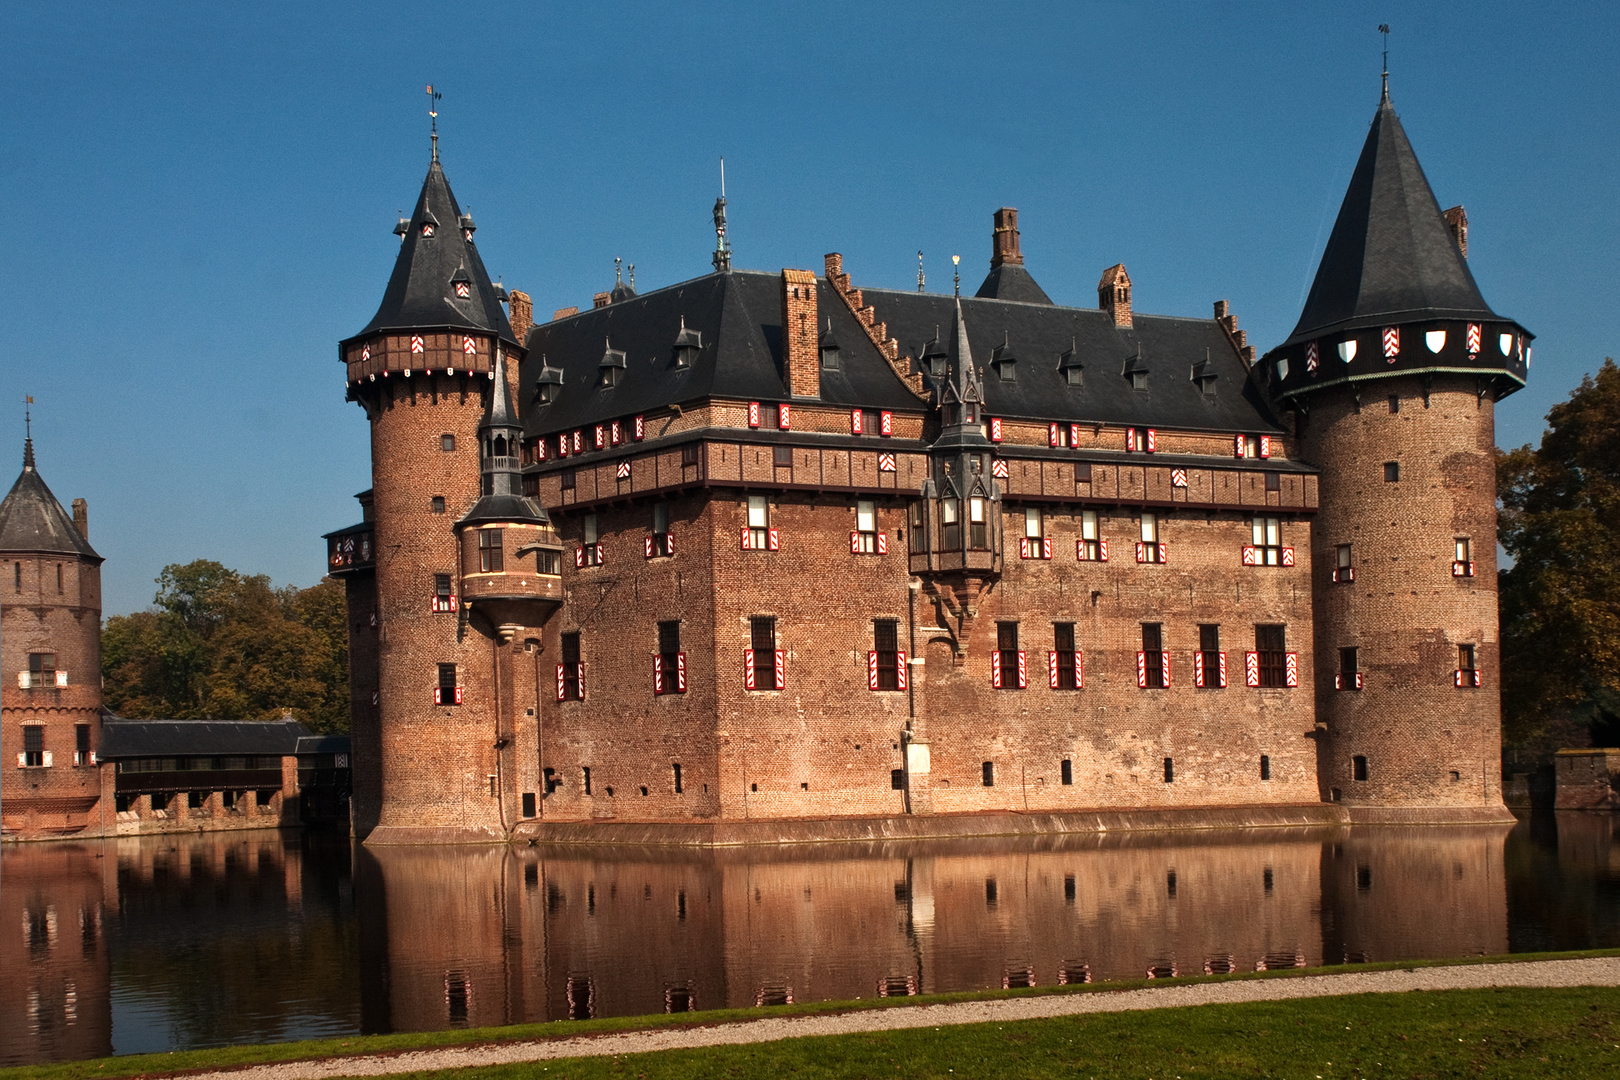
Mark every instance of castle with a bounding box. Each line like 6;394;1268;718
328;84;1528;844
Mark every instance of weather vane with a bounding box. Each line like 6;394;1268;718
427;84;442;161
712;158;731;272
1378;24;1390;100
952;254;961;296
917;251;925;293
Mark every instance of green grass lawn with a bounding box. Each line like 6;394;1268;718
6;951;1616;1080
389;986;1620;1080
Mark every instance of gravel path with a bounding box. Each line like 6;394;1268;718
180;957;1620;1080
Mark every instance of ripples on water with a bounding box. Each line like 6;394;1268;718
3;814;1617;1065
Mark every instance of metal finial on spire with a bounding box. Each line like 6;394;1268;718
22;395;34;469
952;254;961;297
1378;24;1390;101
615;256;622;285
712;158;731;273
628;264;635;289
427;84;442;161
917;251;925;293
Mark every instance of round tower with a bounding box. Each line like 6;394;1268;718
1263;88;1529;821
338;148;526;842
0;433;105;838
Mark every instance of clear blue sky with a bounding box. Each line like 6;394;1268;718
3;2;1614;616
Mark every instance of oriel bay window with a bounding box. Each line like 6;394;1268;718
434;663;462;706
941;499;961;550
968;497;989;549
746;616;784;690
852;499;885;553
1138;623;1169;688
868;619;906;691
991;621;1026;688
1050;622;1082;690
1246;625;1298;688
1195;624;1226;688
1077;509;1107;561
1243;516;1293;566
654;621;687;695
741;495;779;550
1136;513;1166;564
1020;507;1051;559
557;632;583;701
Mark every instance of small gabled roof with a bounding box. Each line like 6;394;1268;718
1283;93;1502;347
0;441;100;561
351;159;518;347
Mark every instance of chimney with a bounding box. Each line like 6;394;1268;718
990;207;1023;268
508;290;534;342
71;498;88;541
552;306;580;321
1443;205;1468;259
781;269;821;399
1098;263;1132;328
592;292;612;310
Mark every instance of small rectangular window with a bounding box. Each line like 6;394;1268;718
1060;758;1073;785
681;442;700;466
1024;507;1043;539
1198;624;1221;687
773;445;793;467
891;768;905;790
28;652;57;678
479;529;504;572
747;495;769;549
1053;622;1078;690
1339;646;1358;674
873;619;900;691
1384;461;1400;482
437;663;459;706
1163;757;1174;783
431;496;446;514
561;468;576;490
968;497;988;548
997;622;1020;690
23;725;44;767
522;792;537;817
582;766;593;795
1260;755;1271;781
76;724;91;754
583;514;599;545
750;616;778;690
982;761;995;787
1139;512;1163;562
1141;624;1165;689
855;499;878;553
652;503;670;535
1455;537;1471;562
673;763;683;794
1337;543;1353;569
560;632;582;701
1251;516;1282;564
941;498;961;549
1079;509;1102;560
441;433;456;452
1264;471;1280;492
1388;394;1400;414
1458;643;1476;671
1353;755;1369;781
1256;624;1287;687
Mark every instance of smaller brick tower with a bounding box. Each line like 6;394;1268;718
0;432;105;838
1263;85;1529;821
337;143;524;843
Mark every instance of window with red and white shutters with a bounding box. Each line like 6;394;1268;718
870;620;905;690
992;623;1027;689
1138;623;1168;688
557;633;583;701
745;616;784;691
1194;625;1227;688
1051;624;1082;689
1248;625;1296;687
852;500;884;554
654;621;687;695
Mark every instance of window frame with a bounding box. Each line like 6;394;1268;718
478;528;504;573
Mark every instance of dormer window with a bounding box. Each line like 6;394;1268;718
991;334;1017;382
1123;352;1149;391
1190;355;1218;396
455;282;470;298
819;319;840;370
1059;339;1083;387
535;360;563;405
599;340;627;388
450;267;473;300
921;328;947;378
421;223;435;238
672;319;701;369
459;213;476;241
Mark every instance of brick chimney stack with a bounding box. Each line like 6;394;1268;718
1098;263;1133;328
990;207;1023;267
508;290;534;342
1443;205;1468;259
782;269;821;398
71;498;88;540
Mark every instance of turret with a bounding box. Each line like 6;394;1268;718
337;149;527;843
1261;87;1526;822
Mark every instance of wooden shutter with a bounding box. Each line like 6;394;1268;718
744;649;756;690
1245;652;1260;687
1259;435;1271;459
850;531;861;554
880;411;893;436
851;409;863;435
868;651;880;690
1235;434;1246;458
1194;651;1206;687
1136;652;1148;688
1075;651;1085;689
1242;545;1259;566
610;420;622;445
1145;428;1157;453
1016;651;1028;689
1070;423;1081;447
991;652;1003;688
1217;652;1228;688
1042;538;1053;560
1284;652;1298;688
895;650;907;691
748;401;761;427
877;532;888;554
575;547;586;568
653;654;665;695
775;649;786;691
767;528;780;551
633;415;645;440
1280;547;1294;566
594;425;605;450
666;532;676;556
1049;651;1059;689
1099;539;1109;561
676;653;688;692
1049;423;1060;447
739;526;752;550
644;535;655;559
1160;652;1171;688
778;404;791;430
1126;427;1136;451
556;664;566;701
989;417;1003;442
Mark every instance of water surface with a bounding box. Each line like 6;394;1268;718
4;814;1617;1065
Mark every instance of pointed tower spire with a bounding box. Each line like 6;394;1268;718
22;396;34;471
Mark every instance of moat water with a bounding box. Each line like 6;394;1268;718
3;815;1619;1066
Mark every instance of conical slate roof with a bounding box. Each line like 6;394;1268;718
0;441;100;560
974;263;1053;305
354;159;518;347
1282;93;1500;347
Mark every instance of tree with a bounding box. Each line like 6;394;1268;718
102;561;350;733
1498;358;1620;758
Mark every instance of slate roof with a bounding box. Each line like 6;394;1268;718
975;263;1054;305
0;441;100;560
870;290;1284;433
1283;93;1501;347
521;270;1280;436
98;718;313;759
349;159;518;348
520;271;925;436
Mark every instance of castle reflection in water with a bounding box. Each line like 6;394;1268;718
5;817;1619;1065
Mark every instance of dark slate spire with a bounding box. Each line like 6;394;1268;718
356;158;518;347
459;349;548;527
0;441;101;560
934;298;993;455
1282;93;1500;347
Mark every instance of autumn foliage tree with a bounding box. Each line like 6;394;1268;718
1498;358;1620;759
102;560;349;733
